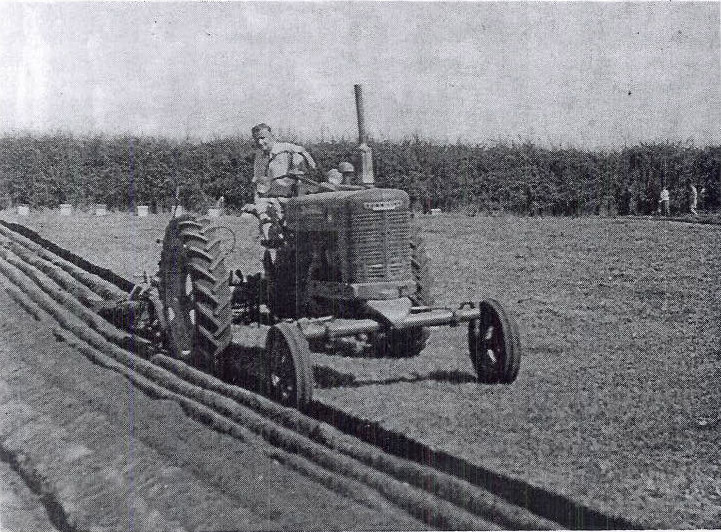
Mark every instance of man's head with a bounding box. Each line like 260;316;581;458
252;123;274;152
338;161;354;183
326;169;343;185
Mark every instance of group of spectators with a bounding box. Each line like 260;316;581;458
656;183;705;216
619;182;707;217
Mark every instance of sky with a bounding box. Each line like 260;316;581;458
1;1;719;147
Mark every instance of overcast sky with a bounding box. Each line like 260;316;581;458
1;1;719;147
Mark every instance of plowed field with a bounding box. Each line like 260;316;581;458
3;209;720;529
0;270;429;531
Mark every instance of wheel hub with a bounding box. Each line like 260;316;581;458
468;299;522;384
184;273;196;325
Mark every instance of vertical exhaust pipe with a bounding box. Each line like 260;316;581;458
354;84;375;186
355;84;367;144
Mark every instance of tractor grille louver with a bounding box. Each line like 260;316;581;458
348;208;411;282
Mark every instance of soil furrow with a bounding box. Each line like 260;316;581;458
4;212;720;529
0;247;499;529
0;277;427;531
1;217;649;529
0;445;70;532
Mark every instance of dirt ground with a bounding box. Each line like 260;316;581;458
4;209;721;528
316;214;721;529
0;459;58;532
315;214;721;529
0;292;428;531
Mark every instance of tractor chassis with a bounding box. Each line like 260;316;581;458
296;302;482;341
105;277;521;410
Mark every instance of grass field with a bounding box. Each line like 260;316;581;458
3;208;720;528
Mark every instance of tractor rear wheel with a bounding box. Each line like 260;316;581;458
468;299;521;384
264;322;313;409
158;215;232;375
410;225;434;308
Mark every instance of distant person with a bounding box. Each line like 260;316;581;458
629;188;638;215
689;183;698;216
338;161;355;185
658;187;670;216
621;186;632;215
249;123;316;241
699;186;706;211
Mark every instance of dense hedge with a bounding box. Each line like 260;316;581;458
0;133;719;215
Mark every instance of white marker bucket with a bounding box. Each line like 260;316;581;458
95;204;107;216
17;205;30;216
430;208;442;216
60;204;72;216
137;205;149;217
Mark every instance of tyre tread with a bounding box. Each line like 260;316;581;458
158;214;232;372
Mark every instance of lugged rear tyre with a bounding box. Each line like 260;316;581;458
410;225;433;309
158;215;232;375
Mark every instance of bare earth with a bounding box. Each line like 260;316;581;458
0;459;58;532
4;209;721;528
0;291;426;530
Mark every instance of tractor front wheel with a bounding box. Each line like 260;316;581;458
264;322;314;409
468;299;521;384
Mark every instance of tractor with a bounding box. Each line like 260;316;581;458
122;86;522;409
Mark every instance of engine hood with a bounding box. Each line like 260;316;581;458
285;187;410;222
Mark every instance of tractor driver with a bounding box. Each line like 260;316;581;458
250;123;317;242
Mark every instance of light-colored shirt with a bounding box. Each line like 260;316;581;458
253;142;316;194
660;189;670;201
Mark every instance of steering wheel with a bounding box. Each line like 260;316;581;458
271;172;321;187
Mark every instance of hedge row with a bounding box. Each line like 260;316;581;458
1;133;719;215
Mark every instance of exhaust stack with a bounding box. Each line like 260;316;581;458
354;84;374;186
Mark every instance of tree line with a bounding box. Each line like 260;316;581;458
0;133;719;215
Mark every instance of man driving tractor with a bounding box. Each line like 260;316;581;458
248;123;316;243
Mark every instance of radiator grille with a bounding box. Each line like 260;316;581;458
348;209;411;282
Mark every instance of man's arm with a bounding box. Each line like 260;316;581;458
298;148;316;170
285;143;316;171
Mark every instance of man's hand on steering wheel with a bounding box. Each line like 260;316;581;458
271;171;321;187
241;203;262;219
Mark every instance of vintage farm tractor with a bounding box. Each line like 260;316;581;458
122;86;522;409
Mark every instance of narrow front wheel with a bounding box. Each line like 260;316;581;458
264;322;314;409
468;299;522;384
